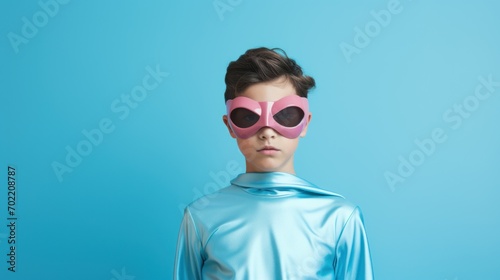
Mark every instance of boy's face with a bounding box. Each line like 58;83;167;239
222;77;311;174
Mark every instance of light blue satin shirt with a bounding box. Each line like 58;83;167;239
174;172;374;279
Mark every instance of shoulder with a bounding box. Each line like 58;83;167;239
319;194;361;223
183;185;242;215
303;180;356;210
305;182;363;223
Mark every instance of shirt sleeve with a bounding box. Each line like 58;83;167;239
333;206;374;280
173;207;204;280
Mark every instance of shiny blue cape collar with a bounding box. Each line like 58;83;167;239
230;172;343;197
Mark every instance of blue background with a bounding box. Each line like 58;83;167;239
1;0;499;279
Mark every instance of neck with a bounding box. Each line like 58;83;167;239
245;162;296;175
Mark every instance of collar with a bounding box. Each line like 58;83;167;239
230;172;343;197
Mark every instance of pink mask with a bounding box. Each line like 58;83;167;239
226;95;309;139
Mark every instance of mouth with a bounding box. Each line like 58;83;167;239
257;146;280;153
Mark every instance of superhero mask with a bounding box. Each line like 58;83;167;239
226;95;309;139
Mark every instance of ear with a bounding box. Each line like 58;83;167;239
222;115;237;139
299;112;312;137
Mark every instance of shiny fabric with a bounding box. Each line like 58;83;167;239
174;172;374;280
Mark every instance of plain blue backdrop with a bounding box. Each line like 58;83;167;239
1;0;499;279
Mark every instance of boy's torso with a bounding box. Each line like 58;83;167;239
187;184;357;280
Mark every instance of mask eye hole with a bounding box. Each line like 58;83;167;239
273;106;304;127
230;108;260;128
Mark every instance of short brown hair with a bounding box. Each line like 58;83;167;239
224;47;315;102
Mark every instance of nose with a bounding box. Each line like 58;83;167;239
258;126;277;140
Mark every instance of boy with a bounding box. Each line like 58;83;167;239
174;47;374;279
